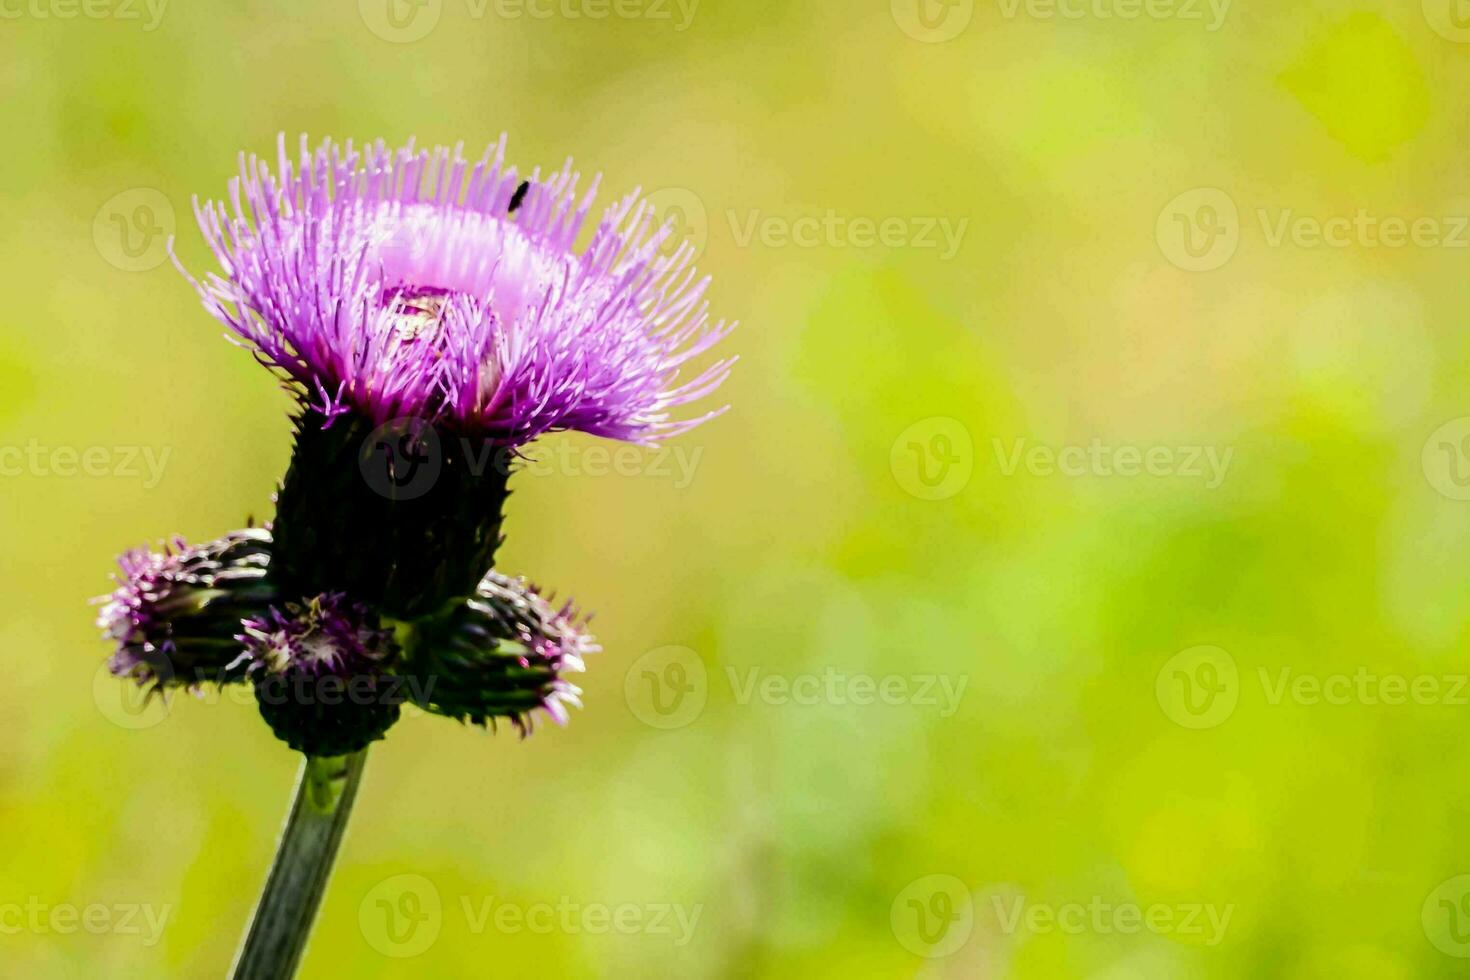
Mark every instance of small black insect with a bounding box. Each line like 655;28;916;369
508;180;530;215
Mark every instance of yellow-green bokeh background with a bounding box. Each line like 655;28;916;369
5;1;1470;976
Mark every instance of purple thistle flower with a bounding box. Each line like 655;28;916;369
185;134;736;446
96;528;273;691
235;593;395;679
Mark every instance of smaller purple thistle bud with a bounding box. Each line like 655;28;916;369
405;571;598;735
235;594;404;757
237;593;395;679
96;528;274;692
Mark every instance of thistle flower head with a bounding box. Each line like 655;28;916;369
94;136;725;760
408;570;599;734
236;593;396;678
188;134;736;446
96;528;273;690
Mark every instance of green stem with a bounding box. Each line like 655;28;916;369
230;749;369;979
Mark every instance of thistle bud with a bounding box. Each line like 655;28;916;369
404;571;597;734
235;594;404;757
96;528;273;692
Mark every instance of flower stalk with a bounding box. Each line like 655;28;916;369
230;750;369;980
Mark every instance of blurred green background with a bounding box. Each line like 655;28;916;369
5;0;1470;976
